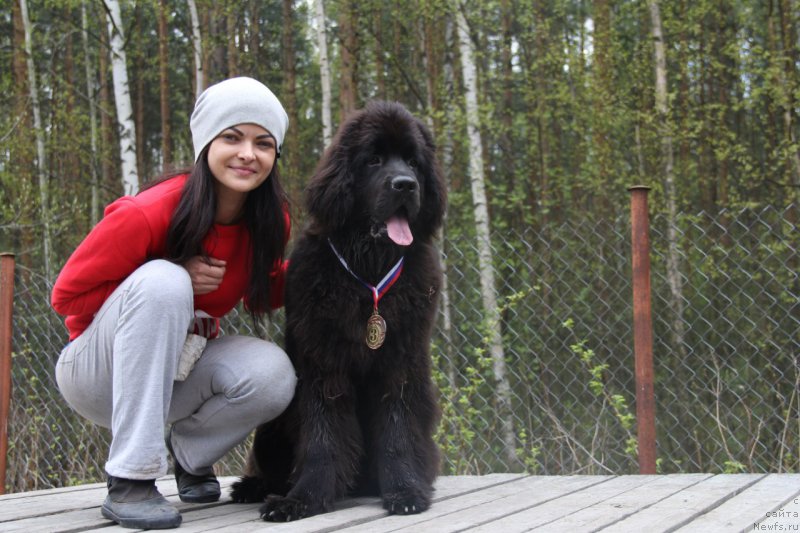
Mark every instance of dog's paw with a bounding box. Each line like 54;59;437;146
260;495;312;522
230;476;266;503
382;489;431;515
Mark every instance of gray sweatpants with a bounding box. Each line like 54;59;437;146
55;259;297;480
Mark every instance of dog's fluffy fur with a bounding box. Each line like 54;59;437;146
230;101;446;521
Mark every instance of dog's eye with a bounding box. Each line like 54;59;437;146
367;156;382;166
408;158;418;169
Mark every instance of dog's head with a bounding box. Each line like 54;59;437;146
306;101;446;245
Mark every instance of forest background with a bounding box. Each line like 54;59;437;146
0;0;798;490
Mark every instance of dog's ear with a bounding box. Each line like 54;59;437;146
305;132;356;233
416;120;447;237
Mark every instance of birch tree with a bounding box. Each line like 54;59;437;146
455;4;518;469
314;0;333;147
19;0;51;279
105;0;139;195
187;0;203;98
648;0;687;365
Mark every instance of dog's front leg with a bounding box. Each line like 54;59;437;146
261;377;362;521
372;375;440;515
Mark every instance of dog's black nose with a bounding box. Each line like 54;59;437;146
391;175;417;193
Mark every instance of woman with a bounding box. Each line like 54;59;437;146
51;77;297;529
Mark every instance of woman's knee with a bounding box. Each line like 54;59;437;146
225;338;297;421
128;259;193;310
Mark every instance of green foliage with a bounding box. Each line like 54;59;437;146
564;318;638;460
723;460;748;474
432;339;492;474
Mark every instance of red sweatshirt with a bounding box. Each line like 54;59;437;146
51;174;288;341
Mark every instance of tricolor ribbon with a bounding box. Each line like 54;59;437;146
328;239;404;310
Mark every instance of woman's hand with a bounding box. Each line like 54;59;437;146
184;256;226;295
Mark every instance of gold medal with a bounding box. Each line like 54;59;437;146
366;310;387;349
327;240;401;351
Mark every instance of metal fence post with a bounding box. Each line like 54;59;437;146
628;187;657;474
0;253;15;494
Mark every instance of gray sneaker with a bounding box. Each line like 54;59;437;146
101;476;182;529
101;494;182;529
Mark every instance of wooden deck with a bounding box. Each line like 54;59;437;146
0;473;798;532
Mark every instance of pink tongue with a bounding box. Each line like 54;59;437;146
386;215;413;245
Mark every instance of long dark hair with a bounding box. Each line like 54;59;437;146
144;148;289;321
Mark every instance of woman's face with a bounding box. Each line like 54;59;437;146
207;123;277;197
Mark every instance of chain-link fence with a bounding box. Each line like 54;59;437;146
4;205;798;492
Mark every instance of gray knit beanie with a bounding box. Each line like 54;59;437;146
190;77;289;161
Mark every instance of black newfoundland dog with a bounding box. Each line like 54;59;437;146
230;101;446;521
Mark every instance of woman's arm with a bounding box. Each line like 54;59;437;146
51;200;154;317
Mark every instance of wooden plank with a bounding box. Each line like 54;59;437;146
173;474;527;533
0;476;188;522
672;474;800;533
0;481;107;500
595;473;766;532
515;473;713;532
102;499;262;533
332;476;613;533
0;495;229;533
459;475;666;532
2;507;115;532
332;475;558;533
188;499;379;533
0;488;106;522
0;477;234;532
751;484;800;533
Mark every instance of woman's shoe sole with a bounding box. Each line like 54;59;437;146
101;495;182;529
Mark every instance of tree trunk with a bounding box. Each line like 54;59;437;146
105;0;139;195
421;6;455;389
499;0;516;228
250;3;260;70
714;1;732;210
98;17;116;198
282;0;301;197
532;1;549;225
19;0;52;280
591;0;613;215
210;5;225;81
158;0;171;165
11;0;35;269
81;1;100;225
648;0;688;377
314;0;333;147
338;0;358;120
778;0;800;230
187;0;203;98
226;9;238;77
134;7;146;181
62;18;80;197
374;8;386;99
455;5;519;470
775;0;800;192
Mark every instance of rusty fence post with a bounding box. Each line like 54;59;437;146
628;187;657;474
0;253;15;494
